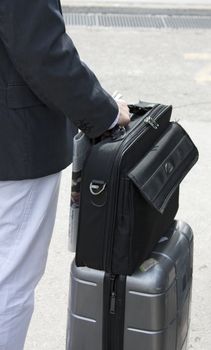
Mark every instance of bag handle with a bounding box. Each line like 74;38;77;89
128;100;158;120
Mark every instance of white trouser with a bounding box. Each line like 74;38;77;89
0;171;62;350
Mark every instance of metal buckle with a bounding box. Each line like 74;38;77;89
90;181;107;195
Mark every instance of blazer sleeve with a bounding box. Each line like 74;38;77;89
0;0;119;138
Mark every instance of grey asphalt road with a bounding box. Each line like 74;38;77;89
25;24;211;350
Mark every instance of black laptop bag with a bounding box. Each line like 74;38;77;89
75;101;198;275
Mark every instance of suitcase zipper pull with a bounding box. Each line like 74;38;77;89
109;275;117;314
110;292;116;314
144;116;159;129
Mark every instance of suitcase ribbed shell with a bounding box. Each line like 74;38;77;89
66;220;193;350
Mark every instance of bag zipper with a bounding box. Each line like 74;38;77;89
104;104;171;271
144;115;160;129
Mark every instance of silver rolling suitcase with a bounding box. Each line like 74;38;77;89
66;220;193;350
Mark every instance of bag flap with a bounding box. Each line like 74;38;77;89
128;122;199;214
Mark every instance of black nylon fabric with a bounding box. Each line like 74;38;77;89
76;102;198;275
76;104;173;274
112;184;179;275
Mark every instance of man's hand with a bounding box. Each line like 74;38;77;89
116;99;131;127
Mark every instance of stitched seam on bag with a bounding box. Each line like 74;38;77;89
128;181;134;271
127;125;181;194
142;133;188;191
148;136;194;203
129;135;196;212
158;151;198;212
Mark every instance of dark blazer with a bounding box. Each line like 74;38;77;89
0;0;118;180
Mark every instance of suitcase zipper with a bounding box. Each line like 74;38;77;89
105;274;127;350
108;274;118;350
105;104;171;271
103;273;118;350
109;274;117;314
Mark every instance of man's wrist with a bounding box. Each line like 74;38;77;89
108;106;120;130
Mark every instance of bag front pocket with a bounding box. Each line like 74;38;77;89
112;122;198;275
128;122;199;214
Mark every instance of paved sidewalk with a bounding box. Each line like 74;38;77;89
61;0;211;10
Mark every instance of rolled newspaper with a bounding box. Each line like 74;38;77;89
68;131;91;252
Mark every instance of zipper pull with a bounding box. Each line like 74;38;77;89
144;116;159;129
110;292;116;314
109;275;117;314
